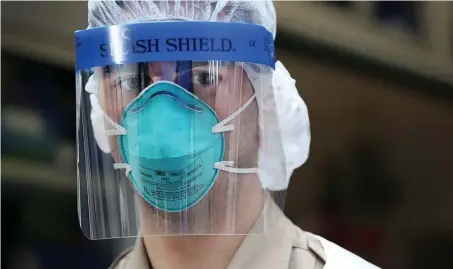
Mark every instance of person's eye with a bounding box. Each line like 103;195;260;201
193;71;222;86
114;75;140;92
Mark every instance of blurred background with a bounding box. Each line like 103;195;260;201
2;1;453;268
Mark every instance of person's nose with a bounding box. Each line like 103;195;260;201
147;62;176;84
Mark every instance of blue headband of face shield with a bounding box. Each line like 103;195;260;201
75;21;275;70
76;22;275;212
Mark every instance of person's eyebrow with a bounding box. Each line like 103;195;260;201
103;64;140;77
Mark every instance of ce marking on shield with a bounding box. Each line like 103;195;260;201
249;40;256;47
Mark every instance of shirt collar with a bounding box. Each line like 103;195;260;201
226;194;295;269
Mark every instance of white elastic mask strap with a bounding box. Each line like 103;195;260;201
99;106;129;174
212;94;259;174
114;163;131;176
212;93;256;133
103;111;127;136
214;161;259;174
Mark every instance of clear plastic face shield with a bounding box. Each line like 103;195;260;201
76;22;289;239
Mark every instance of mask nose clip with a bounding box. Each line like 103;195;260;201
131;90;203;114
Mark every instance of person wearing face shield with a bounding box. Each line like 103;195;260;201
75;1;380;268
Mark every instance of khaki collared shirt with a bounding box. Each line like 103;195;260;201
110;197;326;269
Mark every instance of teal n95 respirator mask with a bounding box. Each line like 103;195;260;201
106;80;257;212
76;20;310;239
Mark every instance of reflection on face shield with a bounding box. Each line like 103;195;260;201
99;61;258;212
